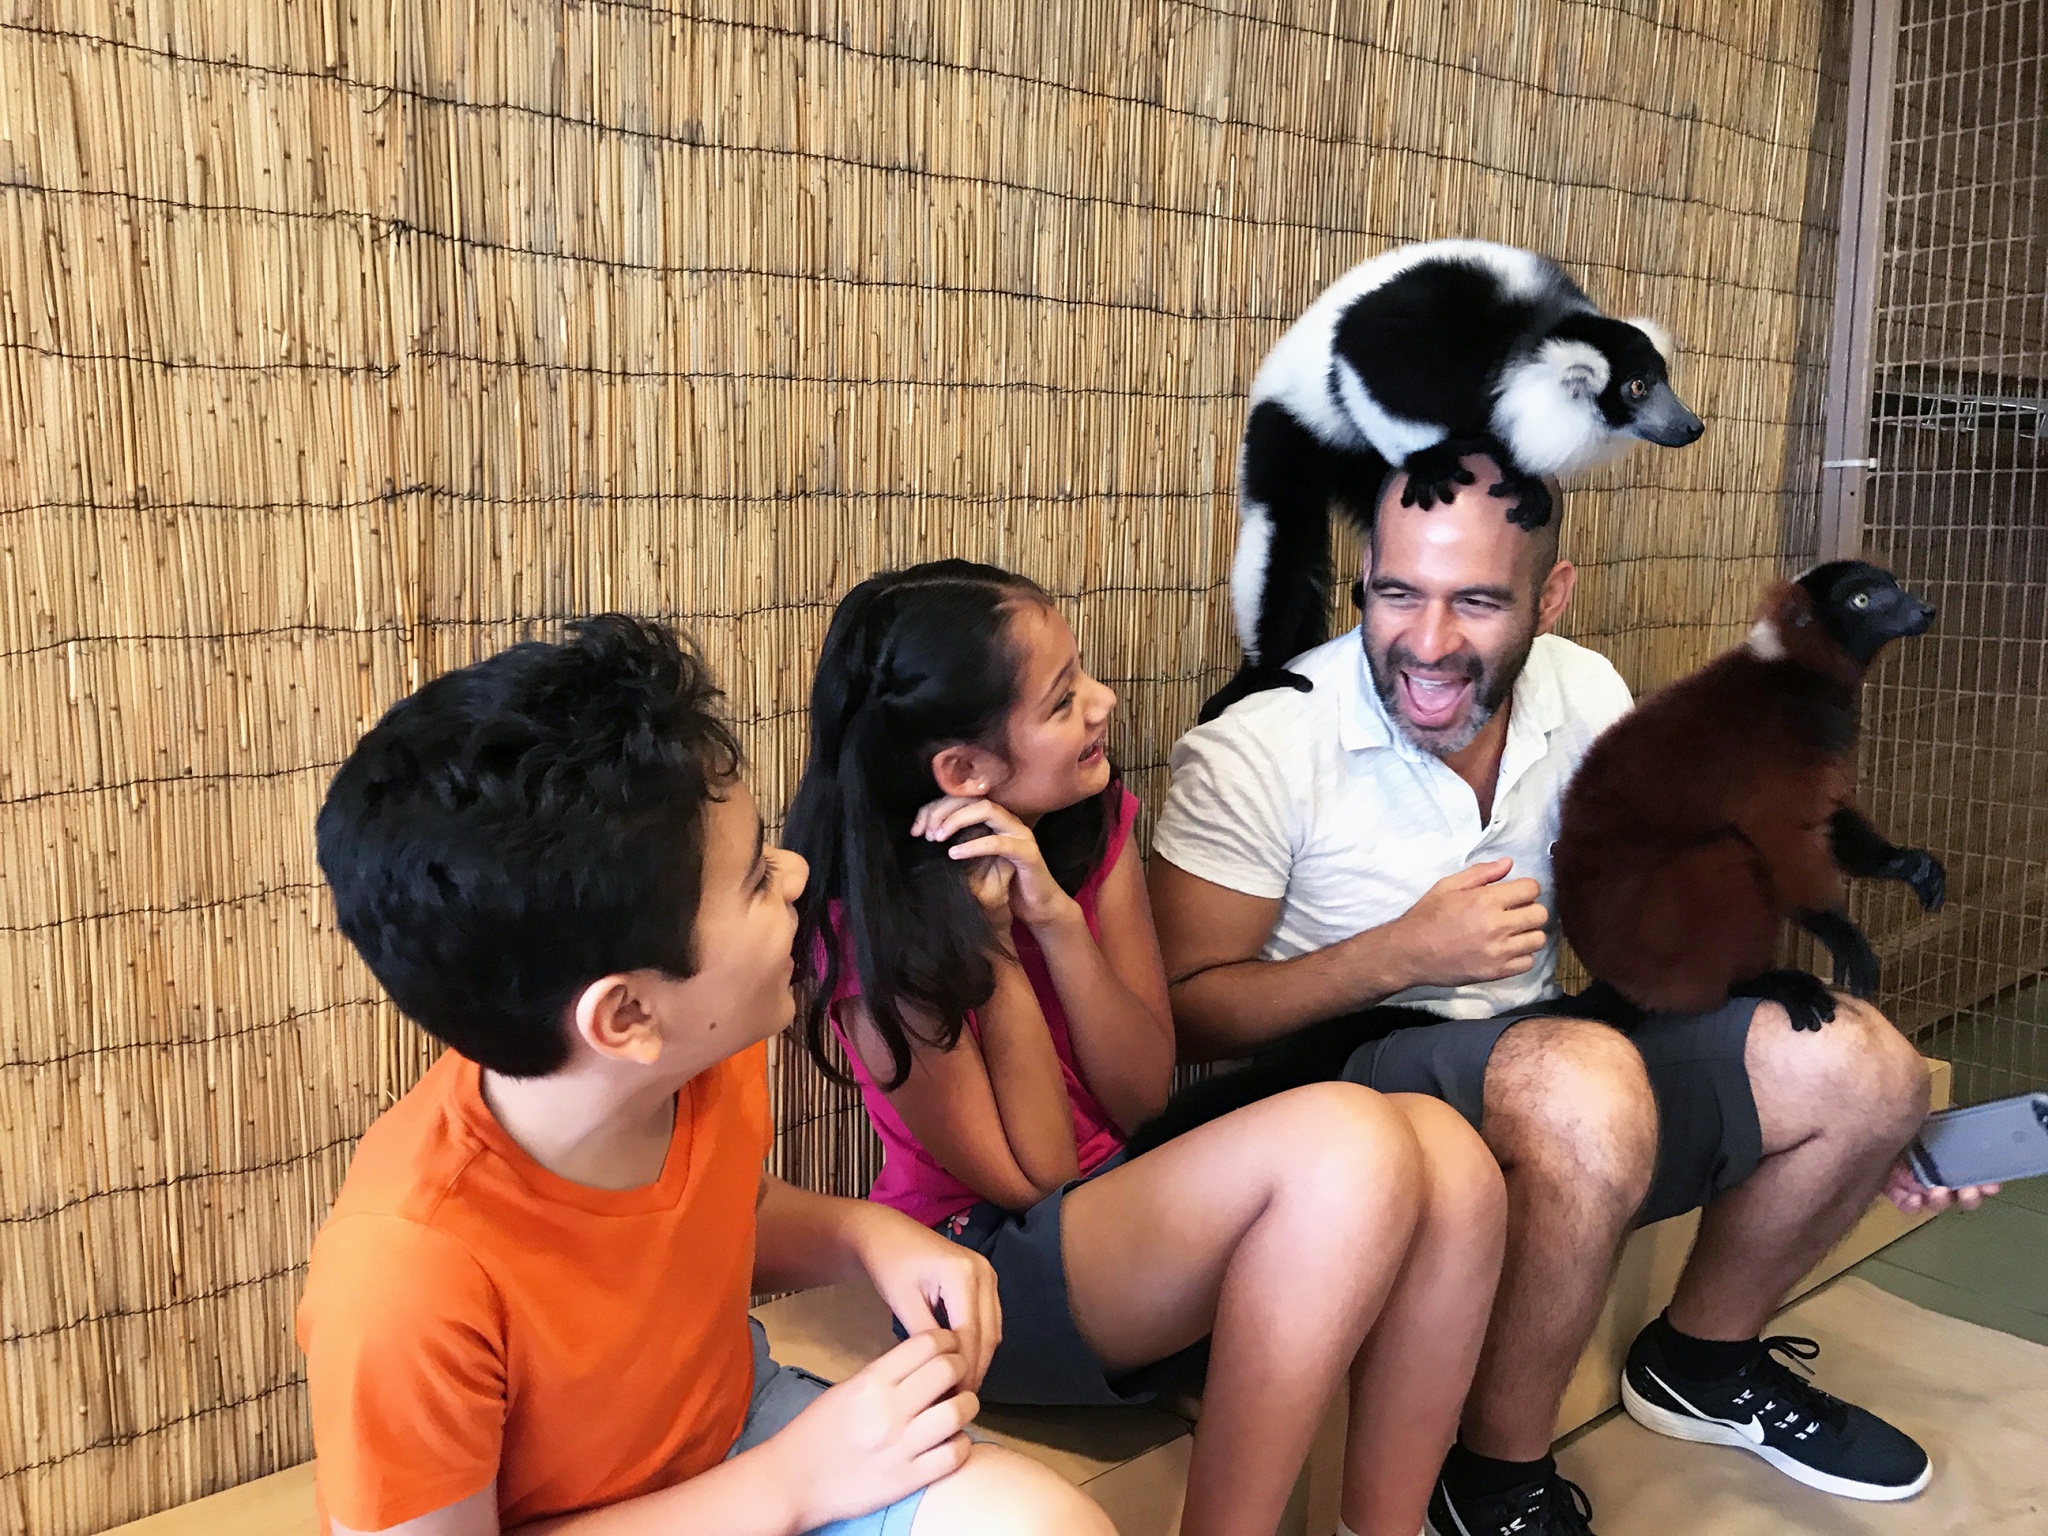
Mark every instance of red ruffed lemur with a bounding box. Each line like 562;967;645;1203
1553;560;1944;1032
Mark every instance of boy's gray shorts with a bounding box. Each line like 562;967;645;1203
727;1318;925;1536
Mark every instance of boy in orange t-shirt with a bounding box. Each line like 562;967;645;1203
298;617;1110;1536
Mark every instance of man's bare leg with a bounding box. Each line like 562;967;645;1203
1619;998;1937;1504
1456;1017;1658;1461
1666;998;1928;1339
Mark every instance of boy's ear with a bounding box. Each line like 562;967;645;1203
929;744;1005;800
571;974;666;1066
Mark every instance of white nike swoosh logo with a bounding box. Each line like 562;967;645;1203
1435;1480;1480;1536
1643;1365;1768;1444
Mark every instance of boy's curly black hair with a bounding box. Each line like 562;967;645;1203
316;615;741;1077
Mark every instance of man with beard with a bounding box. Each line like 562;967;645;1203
1148;457;1977;1536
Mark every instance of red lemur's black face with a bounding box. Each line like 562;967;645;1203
1796;560;1935;666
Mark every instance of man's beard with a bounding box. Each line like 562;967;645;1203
1367;631;1532;757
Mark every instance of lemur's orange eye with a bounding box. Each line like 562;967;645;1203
1624;377;1649;401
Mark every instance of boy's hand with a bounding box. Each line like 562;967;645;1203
1883;1158;1999;1214
857;1212;1002;1390
769;1331;978;1529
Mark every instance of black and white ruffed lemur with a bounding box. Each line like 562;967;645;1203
1552;560;1944;1034
1204;238;1705;723
1128;562;1942;1158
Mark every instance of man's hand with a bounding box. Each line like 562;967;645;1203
1883;1158;2000;1215
854;1209;1001;1390
765;1331;977;1530
1385;859;1549;988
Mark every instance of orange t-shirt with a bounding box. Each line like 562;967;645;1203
295;1043;772;1532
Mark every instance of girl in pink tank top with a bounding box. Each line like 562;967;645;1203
786;560;1507;1536
789;562;1170;1240
821;780;1138;1229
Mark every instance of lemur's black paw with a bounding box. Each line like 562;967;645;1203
1491;472;1554;530
1733;969;1837;1032
1197;665;1313;724
1398;441;1481;511
1898;849;1946;912
1836;945;1882;1001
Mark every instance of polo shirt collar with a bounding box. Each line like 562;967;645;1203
1337;632;1399;753
1510;637;1568;739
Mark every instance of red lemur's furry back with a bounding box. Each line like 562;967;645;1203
1554;560;1943;1032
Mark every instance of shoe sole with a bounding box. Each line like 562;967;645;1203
1621;1374;1931;1502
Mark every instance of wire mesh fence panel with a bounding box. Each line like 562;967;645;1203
2;1;1851;1529
1855;0;2047;1102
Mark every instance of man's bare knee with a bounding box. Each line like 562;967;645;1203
1483;1017;1657;1210
1749;996;1929;1153
913;1441;1114;1536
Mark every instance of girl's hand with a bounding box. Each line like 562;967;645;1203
913;796;1081;933
914;796;1016;931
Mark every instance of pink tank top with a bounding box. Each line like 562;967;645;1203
829;785;1140;1227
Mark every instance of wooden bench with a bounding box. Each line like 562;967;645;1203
101;1059;1950;1536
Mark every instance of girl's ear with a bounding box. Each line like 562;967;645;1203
930;743;1006;799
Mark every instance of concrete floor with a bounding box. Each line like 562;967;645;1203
1849;1177;2048;1344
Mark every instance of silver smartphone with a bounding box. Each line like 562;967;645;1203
1906;1092;2048;1190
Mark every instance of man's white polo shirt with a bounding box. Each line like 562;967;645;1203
1153;627;1634;1018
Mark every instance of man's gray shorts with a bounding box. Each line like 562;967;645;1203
1341;998;1764;1227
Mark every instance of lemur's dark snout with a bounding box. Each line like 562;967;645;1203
1632;381;1705;447
1870;584;1934;642
1661;411;1705;447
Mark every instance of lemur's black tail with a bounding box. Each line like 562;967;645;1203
1124;1005;1440;1159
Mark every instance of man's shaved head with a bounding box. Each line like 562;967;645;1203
1370;454;1562;592
1359;451;1576;758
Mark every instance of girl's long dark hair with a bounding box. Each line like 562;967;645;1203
786;560;1115;1091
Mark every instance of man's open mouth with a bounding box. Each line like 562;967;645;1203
1398;671;1474;730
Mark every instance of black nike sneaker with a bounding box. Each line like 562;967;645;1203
1425;1467;1596;1536
1622;1323;1930;1500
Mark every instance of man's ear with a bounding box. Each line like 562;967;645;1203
929;744;1006;800
572;974;666;1066
1536;559;1577;635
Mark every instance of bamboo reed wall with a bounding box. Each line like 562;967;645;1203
1;2;1850;1529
